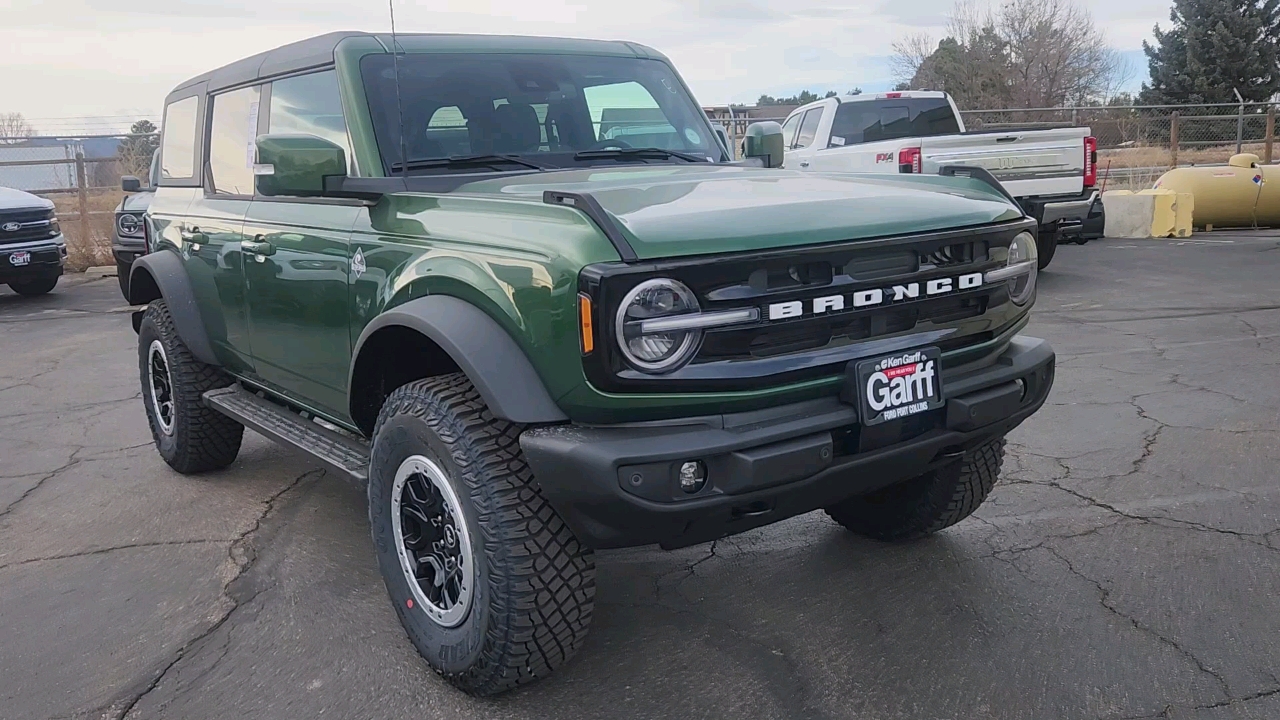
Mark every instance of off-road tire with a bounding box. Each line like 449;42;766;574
137;300;243;473
8;277;58;296
825;438;1005;541
368;375;595;697
1036;232;1058;270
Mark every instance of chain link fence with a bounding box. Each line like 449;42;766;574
0;133;159;270
962;103;1278;191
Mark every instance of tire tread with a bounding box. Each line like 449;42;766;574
372;374;594;696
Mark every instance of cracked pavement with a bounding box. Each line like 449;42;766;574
2;233;1279;720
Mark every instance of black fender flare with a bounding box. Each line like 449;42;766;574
127;250;220;366
351;295;569;424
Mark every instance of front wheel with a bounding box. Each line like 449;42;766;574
368;375;595;696
8;277;58;296
1036;231;1058;270
137;300;244;473
825;438;1005;541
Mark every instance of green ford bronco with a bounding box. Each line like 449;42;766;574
128;32;1053;695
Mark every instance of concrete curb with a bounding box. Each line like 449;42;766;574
83;265;118;278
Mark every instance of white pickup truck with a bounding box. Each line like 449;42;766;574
778;91;1099;268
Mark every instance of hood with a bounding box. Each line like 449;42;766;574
453;165;1023;260
0;187;54;212
117;191;154;214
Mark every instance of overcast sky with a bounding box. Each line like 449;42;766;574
3;0;1170;132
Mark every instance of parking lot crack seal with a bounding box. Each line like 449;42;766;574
0;538;226;571
1045;545;1233;702
111;468;321;720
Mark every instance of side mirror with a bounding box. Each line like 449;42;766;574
121;176;142;193
744;121;785;169
254;134;347;197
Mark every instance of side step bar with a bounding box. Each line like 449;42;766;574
203;386;370;483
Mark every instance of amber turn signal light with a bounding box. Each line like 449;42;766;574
578;294;595;355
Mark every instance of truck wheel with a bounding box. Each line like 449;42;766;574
1036;232;1058;270
8;277;58;296
368;375;595;696
825;438;1005;541
137;300;244;474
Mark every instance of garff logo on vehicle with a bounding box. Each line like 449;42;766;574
767;272;984;321
865;351;937;415
2;222;20;232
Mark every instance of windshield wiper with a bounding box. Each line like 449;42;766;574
573;147;710;163
389;154;548;173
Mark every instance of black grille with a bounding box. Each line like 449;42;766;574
579;219;1037;393
0;208;59;246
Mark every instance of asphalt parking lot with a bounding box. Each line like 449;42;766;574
2;232;1279;720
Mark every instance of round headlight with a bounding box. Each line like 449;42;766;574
615;278;702;374
1007;232;1038;305
117;213;142;237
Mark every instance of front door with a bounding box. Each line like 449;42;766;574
241;202;361;418
240;69;360;420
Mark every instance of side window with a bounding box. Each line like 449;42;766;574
209;85;261;195
794;109;823;150
268;71;351;169
160;96;199;180
780;114;801;149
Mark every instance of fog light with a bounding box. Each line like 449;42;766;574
678;461;707;494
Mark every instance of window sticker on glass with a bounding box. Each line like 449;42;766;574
683;128;701;144
831;136;846;146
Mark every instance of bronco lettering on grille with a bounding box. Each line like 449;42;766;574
767;272;983;321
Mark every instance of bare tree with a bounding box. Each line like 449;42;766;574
0;113;36;143
890;33;937;85
997;0;1124;107
891;0;1128;110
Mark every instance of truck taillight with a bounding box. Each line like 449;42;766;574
1084;136;1098;187
899;147;922;174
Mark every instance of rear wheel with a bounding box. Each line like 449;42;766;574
8;277;58;296
825;438;1005;541
138;300;244;473
368;375;595;696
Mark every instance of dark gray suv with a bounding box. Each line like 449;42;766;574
113;150;159;298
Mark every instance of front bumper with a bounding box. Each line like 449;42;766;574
1021;190;1099;228
0;236;66;284
521;336;1055;550
112;236;147;267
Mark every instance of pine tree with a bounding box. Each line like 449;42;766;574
1141;0;1280;104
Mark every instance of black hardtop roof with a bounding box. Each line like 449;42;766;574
166;31;665;102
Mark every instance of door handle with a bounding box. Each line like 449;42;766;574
179;226;204;252
242;237;276;259
799;161;810;168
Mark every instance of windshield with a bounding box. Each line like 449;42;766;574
361;53;725;174
829;98;961;146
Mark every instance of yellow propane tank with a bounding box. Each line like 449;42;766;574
1154;154;1266;228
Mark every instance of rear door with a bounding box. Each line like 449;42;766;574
242;70;361;419
921;127;1088;197
171;85;261;375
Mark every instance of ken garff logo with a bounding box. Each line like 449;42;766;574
1;222;20;232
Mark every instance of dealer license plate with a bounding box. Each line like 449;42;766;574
8;251;31;267
849;347;945;426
